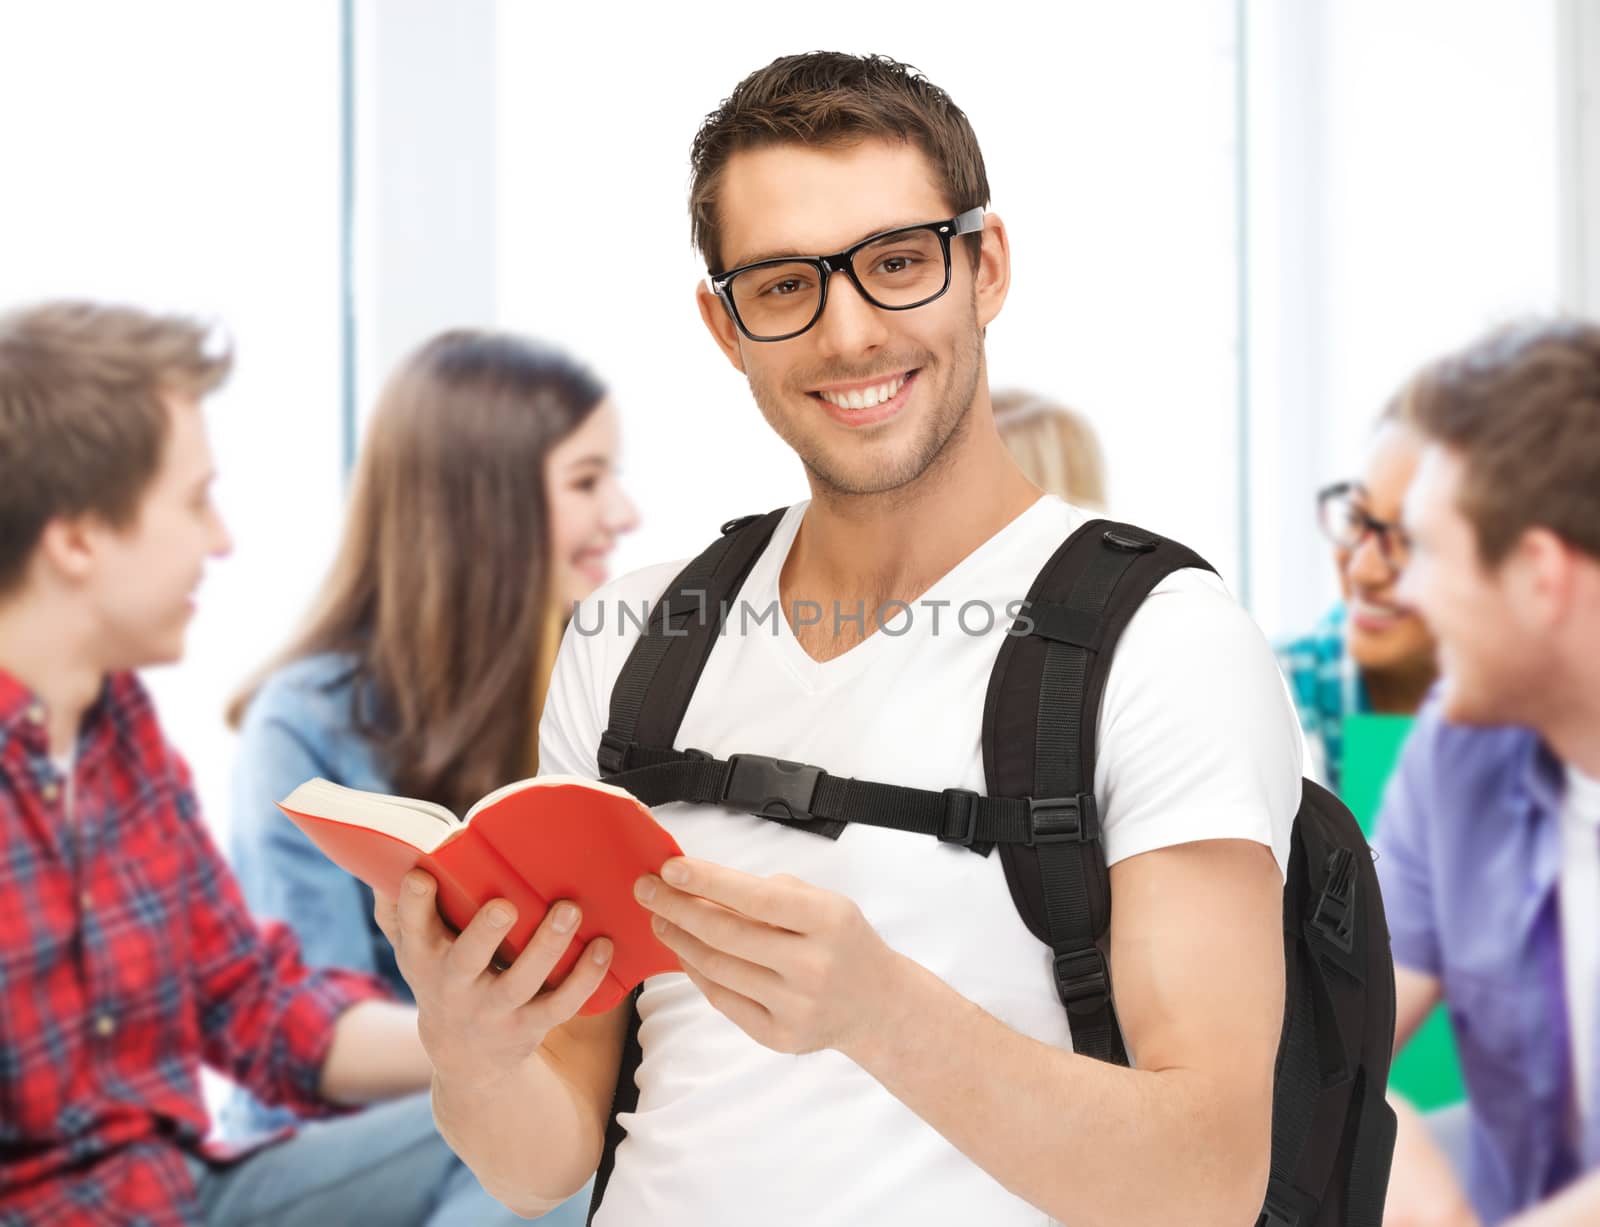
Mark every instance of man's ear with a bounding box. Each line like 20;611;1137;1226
973;212;1011;330
1507;526;1576;629
35;515;100;584
696;283;746;374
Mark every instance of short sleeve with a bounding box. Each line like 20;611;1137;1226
538;561;688;783
230;674;386;978
1093;569;1302;879
538;596;613;783
1369;707;1444;977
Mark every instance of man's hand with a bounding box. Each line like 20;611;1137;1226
1383;1096;1482;1227
372;871;614;1089
633;857;902;1056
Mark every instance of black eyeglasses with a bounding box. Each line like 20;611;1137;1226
1316;481;1412;570
709;208;986;343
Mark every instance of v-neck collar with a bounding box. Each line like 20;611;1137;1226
755;495;1054;691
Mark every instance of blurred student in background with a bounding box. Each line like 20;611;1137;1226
0;301;473;1225
1276;392;1438;794
992;389;1107;509
1374;320;1600;1227
224;330;638;1226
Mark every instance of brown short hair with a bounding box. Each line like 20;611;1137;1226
689;52;990;273
1409;318;1600;566
0;300;232;594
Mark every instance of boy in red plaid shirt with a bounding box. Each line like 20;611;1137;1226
0;302;505;1226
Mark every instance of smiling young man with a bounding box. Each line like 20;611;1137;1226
0;301;526;1226
1371;320;1600;1227
1277;397;1437;794
376;53;1302;1226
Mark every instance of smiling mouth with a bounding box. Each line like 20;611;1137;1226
1351;597;1414;623
811;371;913;411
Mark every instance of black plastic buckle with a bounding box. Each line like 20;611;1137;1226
937;789;981;846
597;730;630;776
1027;794;1099;845
1052;947;1110;1014
721;513;761;536
1102;526;1158;553
721;754;823;823
1310;847;1358;955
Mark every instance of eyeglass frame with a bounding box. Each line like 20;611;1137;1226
707;207;987;343
1315;480;1412;570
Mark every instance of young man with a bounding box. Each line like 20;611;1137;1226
1373;320;1600;1227
0;301;496;1226
377;53;1301;1225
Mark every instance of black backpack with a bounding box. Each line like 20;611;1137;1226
587;510;1397;1227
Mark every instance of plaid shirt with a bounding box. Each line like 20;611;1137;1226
0;668;390;1226
1273;602;1371;797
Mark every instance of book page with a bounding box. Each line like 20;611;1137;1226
280;778;460;851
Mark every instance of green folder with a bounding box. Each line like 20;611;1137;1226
1343;713;1466;1110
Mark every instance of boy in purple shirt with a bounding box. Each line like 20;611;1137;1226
1375;319;1600;1226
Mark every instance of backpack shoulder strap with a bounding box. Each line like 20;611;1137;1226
984;518;1215;1064
598;508;786;774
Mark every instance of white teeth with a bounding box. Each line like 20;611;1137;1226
819;374;907;410
1353;598;1402;619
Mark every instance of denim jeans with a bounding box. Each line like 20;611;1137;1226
185;1091;592;1226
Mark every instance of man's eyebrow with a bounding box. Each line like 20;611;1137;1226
561;454;609;471
729;217;940;269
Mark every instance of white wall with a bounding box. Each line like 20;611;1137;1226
1245;0;1564;639
0;1;345;846
351;0;498;423
495;0;1245;585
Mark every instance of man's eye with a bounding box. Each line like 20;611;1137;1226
763;278;807;298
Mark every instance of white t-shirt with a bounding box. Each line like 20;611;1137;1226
540;495;1302;1227
1559;765;1600;1145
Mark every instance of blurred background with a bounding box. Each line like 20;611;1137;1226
0;0;1590;886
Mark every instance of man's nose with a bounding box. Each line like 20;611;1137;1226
1345;531;1393;587
809;268;889;358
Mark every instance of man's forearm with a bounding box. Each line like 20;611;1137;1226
318;1000;433;1104
431;1051;604;1216
844;953;1270;1227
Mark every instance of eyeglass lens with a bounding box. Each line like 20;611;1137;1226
728;228;949;340
1320;488;1410;566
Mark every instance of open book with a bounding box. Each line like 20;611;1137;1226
277;774;684;1015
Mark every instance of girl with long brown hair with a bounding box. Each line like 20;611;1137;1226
223;330;636;1226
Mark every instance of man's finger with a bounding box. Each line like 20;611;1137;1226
443;898;523;986
642;888;795;971
519;936;614;1027
639;859;814;932
394;871;449;955
652;914;782;1004
493;900;586;1007
372;888;400;946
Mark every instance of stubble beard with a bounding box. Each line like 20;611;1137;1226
745;321;983;501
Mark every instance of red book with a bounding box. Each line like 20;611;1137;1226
276;775;683;1015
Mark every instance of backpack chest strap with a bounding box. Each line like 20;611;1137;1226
602;743;1099;854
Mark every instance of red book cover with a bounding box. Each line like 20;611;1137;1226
276;775;683;1015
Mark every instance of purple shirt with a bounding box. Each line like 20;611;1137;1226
1373;697;1582;1223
